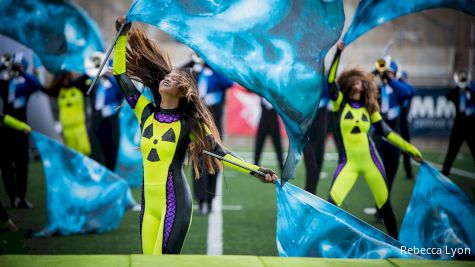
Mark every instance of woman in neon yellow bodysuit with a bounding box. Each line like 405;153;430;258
327;44;422;238
47;73;91;155
113;17;277;255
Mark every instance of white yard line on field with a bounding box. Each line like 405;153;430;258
207;172;223;255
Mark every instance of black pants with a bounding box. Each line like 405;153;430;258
442;117;475;175
193;102;224;204
399;106;413;178
303;108;328;195
91;114;120;171
0;200;8;223
376;118;401;192
193;164;218;203
0;127;29;202
254;108;284;172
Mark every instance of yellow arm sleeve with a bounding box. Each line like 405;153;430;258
330;91;343;112
222;153;260;174
371;111;421;157
386;132;422;158
2;115;31;132
113;35;127;75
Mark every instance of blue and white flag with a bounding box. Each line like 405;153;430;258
126;0;345;181
343;0;475;45
276;180;418;259
115;105;143;187
0;0;104;74
399;162;475;260
32;131;136;236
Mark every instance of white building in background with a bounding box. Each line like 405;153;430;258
75;0;474;87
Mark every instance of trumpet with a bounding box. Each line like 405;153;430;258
374;58;388;74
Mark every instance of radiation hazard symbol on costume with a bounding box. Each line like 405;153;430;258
142;124;177;162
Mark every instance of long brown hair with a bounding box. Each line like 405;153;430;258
337;68;380;115
125;26;223;178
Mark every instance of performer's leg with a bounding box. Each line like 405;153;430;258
465;120;475;166
328;164;358;207
100;115;120;170
400;109;413;179
269;110;284;172
303;141;317;194
254;110;269;166
14;134;30;206
0;129;19;205
193;159;209;215
313;109;328;193
207;172;218;213
210;102;224;138
380;142;400;192
162;169;192;254
442;122;464;176
364;159;397;238
379;201;398;239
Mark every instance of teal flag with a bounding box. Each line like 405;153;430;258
0;0;104;74
343;0;475;45
126;0;345;182
32;131;136;236
276;180;418;259
399;162;475;260
115;105;143;187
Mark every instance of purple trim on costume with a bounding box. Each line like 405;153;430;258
333;153;346;182
139;178;145;251
330;92;339;101
368;139;386;179
126;92;140;109
155;111;181;123
163;169;176;249
349;101;363;108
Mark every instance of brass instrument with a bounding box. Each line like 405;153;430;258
374;58;388;74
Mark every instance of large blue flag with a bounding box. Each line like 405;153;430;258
32;131;136;236
343;0;475;45
0;0;104;74
126;0;345;181
115;105;143;187
399;162;475;260
276;180;418;259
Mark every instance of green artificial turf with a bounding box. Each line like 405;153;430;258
0;146;473;255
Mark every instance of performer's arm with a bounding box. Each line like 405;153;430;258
191;124;276;182
113;22;153;123
0;113;31;132
371;112;422;159
328;45;343;111
387;77;412;101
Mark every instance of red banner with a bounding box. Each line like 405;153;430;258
225;84;286;137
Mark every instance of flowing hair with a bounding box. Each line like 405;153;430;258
125;26;223;178
337;67;380;115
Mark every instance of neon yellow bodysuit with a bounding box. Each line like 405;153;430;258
57;86;91;155
113;34;261;254
327;49;421;238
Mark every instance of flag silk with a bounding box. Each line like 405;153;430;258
0;0;104;74
276;180;418;259
343;0;475;45
32;131;136;236
399;162;475;260
126;0;345;181
115;105;143;187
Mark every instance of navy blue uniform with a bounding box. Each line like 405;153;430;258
442;82;475;175
0;70;42;205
